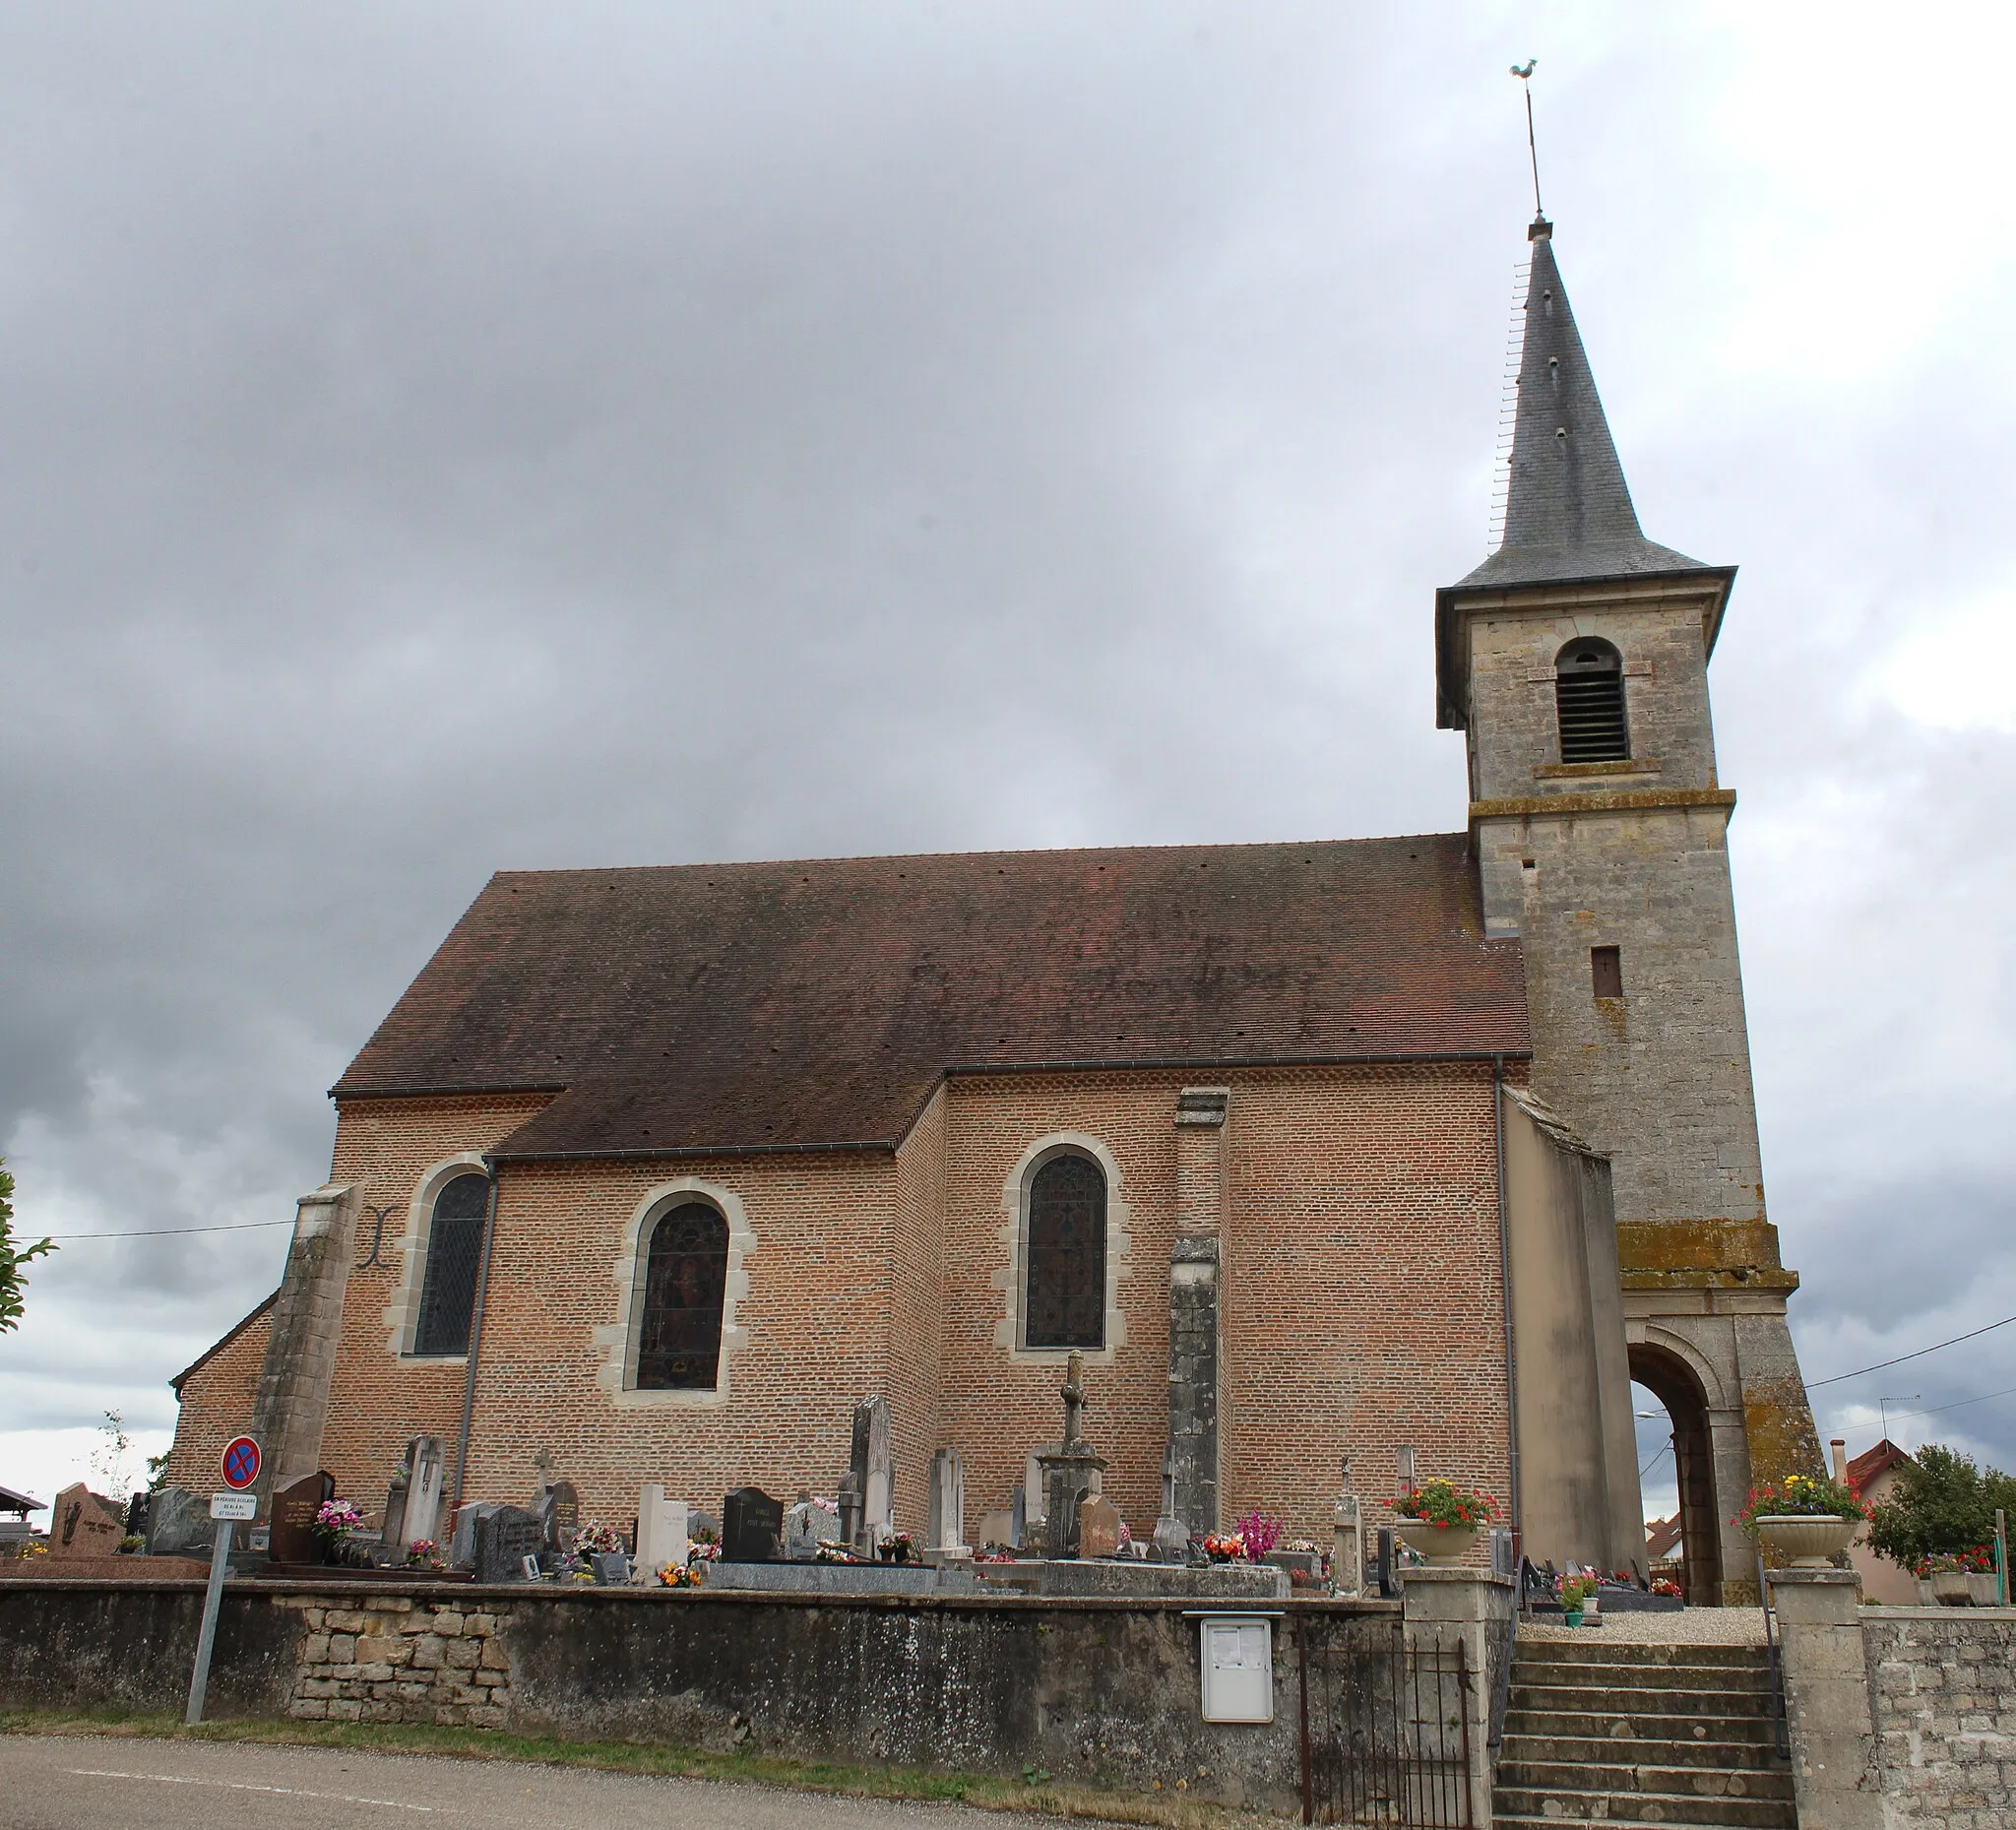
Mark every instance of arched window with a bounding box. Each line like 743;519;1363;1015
1554;638;1629;764
637;1200;729;1390
1025;1154;1106;1350
412;1171;488;1357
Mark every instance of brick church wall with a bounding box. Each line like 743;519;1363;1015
1224;1063;1511;1541
165;1302;274;1492
167;1061;1515;1556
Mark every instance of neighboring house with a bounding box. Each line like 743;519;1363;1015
1846;1438;1920;1605
0;1483;45;1554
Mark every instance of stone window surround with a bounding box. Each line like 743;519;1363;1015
994;1132;1131;1366
595;1176;756;1409
383;1152;490;1362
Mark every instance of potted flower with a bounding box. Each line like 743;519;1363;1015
309;1498;361;1564
658;1560;704;1589
1733;1473;1868;1567
1558;1572;1599;1627
1392;1479;1500;1565
1201;1531;1248;1564
405;1538;437;1567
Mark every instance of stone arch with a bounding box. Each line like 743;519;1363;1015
1630;1338;1723;1607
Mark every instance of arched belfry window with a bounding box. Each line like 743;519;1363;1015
412;1172;488;1357
1025;1154;1107;1350
1554;638;1629;764
637;1200;729;1390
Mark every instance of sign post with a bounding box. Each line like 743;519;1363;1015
187;1436;261;1726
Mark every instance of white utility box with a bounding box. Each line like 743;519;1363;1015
1196;1613;1275;1724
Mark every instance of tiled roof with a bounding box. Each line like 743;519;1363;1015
1847;1438;1915;1496
333;834;1529;1160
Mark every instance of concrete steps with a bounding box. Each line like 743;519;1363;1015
1492;1637;1795;1830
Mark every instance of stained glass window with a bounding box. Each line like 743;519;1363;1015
637;1200;729;1390
1025;1154;1106;1350
412;1171;488;1357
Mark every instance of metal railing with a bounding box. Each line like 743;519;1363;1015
1299;1627;1475;1827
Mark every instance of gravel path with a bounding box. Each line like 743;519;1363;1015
1520;1608;1768;1645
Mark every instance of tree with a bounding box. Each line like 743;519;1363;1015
1867;1443;2016;1569
0;1158;55;1334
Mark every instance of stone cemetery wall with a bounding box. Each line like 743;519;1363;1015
1862;1611;2016;1827
0;1576;1399;1810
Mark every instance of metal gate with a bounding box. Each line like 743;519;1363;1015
1298;1628;1474;1827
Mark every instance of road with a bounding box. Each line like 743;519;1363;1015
0;1735;1099;1830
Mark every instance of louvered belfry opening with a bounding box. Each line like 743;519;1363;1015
413;1171;489;1357
1554;638;1629;764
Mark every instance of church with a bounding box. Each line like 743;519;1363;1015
166;215;1820;1604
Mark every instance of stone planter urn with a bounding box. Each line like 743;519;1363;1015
1396;1521;1479;1566
1930;1569;1971;1606
1755;1514;1856;1568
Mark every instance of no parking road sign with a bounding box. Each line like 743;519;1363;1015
190;1433;262;1728
220;1435;261;1490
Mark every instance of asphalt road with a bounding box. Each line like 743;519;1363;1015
0;1735;1094;1830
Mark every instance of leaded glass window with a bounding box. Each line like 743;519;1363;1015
1025;1154;1106;1350
412;1171;488;1357
637;1201;729;1390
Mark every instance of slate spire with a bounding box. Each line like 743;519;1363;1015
1453;220;1712;591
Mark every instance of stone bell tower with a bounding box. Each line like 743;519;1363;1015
1435;217;1820;1603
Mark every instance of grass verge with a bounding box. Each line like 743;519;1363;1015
0;1707;1282;1828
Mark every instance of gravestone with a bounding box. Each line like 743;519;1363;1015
1035;1353;1107;1559
48;1484;125;1557
1010;1484;1027;1547
449;1501;501;1568
723;1486;784;1562
688;1509;722;1541
382;1470;410;1551
474;1505;547;1583
123;1492;151;1541
848;1398;893;1552
591;1551;630;1584
395;1436;447;1552
1332;1456;1363;1598
926;1450;968;1555
976;1507;1016;1551
637;1484;689;1573
146;1486;212;1558
538;1479;580;1555
1152;1459;1190;1561
836;1472;863;1552
1077;1476;1123;1559
268;1471;335;1564
1023;1449;1055;1537
785;1491;838;1560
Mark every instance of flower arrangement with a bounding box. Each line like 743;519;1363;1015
879;1530;915;1565
1392;1479;1499;1528
1558;1572;1600;1609
689;1538;721;1561
1202;1532;1247;1563
310;1498;362;1546
1911;1546;1996;1577
659;1561;704;1588
1650;1576;1683;1599
405;1539;437;1565
1282;1538;1322;1556
1731;1473;1868;1535
1234;1510;1284;1558
576;1520;628;1557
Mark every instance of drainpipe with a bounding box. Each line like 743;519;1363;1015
451;1164;501;1516
1492;1056;1521;1536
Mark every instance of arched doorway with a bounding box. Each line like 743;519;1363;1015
1630;1344;1723;1607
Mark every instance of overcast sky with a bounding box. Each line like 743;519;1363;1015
3;2;2012;1524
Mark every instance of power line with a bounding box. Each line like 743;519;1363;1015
40;1219;294;1241
1640;1441;1672;1479
1807;1312;2016;1388
1874;1383;2016;1428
